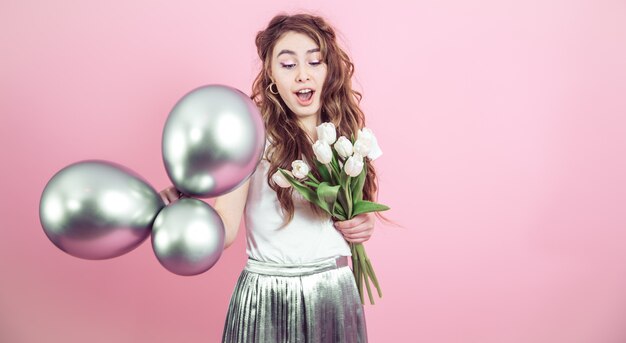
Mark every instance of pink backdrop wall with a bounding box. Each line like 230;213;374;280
2;0;626;342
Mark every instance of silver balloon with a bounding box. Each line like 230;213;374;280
151;198;225;276
162;84;265;198
39;160;165;260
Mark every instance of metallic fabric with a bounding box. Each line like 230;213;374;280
222;256;367;343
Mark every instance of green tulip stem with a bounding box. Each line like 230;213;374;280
337;191;349;217
307;172;320;184
351;243;364;304
354;243;372;305
351;242;380;305
362;258;374;305
326;164;339;185
304;181;319;188
358;256;366;304
330;155;342;184
358;243;382;298
345;188;353;219
366;258;382;298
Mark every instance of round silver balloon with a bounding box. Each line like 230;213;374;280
151;198;225;276
39;160;165;260
162;84;265;198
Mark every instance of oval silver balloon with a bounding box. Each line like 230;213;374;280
39;160;165;260
151;198;225;276
162;84;265;198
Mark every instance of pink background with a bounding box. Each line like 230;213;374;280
2;0;626;342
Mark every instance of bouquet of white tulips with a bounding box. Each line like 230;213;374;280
272;122;389;305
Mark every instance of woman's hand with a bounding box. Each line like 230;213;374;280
159;185;183;205
333;212;375;243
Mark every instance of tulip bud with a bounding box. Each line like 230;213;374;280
313;140;333;164
344;153;364;177
358;128;383;160
291;160;310;179
334;136;353;159
272;170;292;188
353;136;372;157
316;122;337;145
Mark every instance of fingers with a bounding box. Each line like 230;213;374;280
159;186;183;205
333;213;375;243
341;230;371;243
345;237;369;244
339;226;373;239
333;214;367;230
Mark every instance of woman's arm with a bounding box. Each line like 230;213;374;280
159;179;251;249
213;179;250;249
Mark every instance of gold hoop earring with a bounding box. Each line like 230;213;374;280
267;82;279;95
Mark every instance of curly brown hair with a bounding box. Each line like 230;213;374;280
251;13;380;228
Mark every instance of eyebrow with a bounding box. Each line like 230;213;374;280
276;48;321;58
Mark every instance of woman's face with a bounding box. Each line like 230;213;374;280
270;31;327;121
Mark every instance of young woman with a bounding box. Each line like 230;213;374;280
161;13;380;343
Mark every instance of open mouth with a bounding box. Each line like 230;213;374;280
295;89;314;104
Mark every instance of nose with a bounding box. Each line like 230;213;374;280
296;65;310;82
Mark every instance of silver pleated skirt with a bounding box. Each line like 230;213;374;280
222;256;367;343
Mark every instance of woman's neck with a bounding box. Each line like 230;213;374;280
298;114;321;143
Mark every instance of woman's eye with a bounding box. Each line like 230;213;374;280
281;63;296;69
310;61;321;66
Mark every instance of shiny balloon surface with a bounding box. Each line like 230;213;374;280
162;84;265;198
151;198;225;276
39;160;165;260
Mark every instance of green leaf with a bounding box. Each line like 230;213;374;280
352;200;390;216
313;158;333;184
332;143;341;161
332;157;341;175
333;202;347;220
279;169;330;214
336;189;350;218
316;182;340;216
339;169;351;190
329;154;342;184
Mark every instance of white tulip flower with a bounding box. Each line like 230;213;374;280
291;160;310;179
358;127;383;160
316;122;337;145
272;170;292;188
344;153;364;177
334;136;353;159
353;136;372;157
313;140;333;164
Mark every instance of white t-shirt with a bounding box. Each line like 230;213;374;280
243;142;351;264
